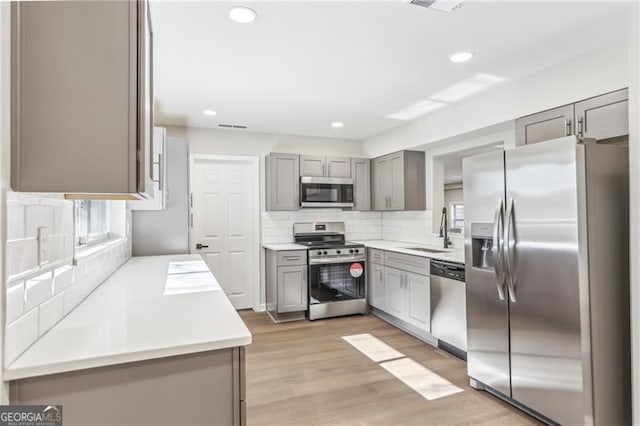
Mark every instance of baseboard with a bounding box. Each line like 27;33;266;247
370;307;438;347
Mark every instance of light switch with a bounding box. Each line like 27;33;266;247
38;226;49;266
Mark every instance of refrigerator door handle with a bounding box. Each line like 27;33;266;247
492;199;506;300
504;198;517;303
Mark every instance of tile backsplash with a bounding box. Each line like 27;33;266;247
262;210;383;244
262;209;464;249
4;192;130;365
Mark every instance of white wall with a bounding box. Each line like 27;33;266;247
363;43;628;157
629;3;640;423
166;126;364;158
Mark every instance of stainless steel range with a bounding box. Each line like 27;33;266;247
293;222;367;320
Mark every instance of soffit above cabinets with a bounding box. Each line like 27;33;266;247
152;1;633;140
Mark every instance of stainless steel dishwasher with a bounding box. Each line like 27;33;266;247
430;259;466;359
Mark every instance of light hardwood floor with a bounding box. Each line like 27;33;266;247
239;311;540;426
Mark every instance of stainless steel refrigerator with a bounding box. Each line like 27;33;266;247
463;135;630;425
132;137;190;255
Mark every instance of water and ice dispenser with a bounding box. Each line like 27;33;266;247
470;223;495;270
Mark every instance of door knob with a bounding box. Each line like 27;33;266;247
196;244;209;249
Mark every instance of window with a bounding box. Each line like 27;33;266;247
451;203;464;229
75;200;110;247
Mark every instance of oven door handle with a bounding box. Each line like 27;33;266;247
308;257;366;265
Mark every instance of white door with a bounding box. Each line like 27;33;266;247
191;156;259;309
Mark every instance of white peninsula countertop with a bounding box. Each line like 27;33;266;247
262;243;308;251
353;240;465;264
5;255;252;380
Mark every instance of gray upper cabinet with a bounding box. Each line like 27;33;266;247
372;151;425;211
299;155;351;177
10;0;154;199
266;153;300;211
516;104;574;146
516;89;629;146
575;89;628;142
326;157;351;178
299;155;325;177
351;158;371;211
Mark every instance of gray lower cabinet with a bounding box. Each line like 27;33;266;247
372;151;425;211
368;258;386;309
299;155;351;177
277;265;308;312
368;249;430;334
266;249;308;321
10;348;246;426
516;89;629;146
351;158;371;211
266;153;300;211
10;0;154;199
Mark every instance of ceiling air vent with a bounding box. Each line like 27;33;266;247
408;0;462;12
219;124;248;130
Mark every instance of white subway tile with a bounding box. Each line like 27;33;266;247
7;202;25;241
5;308;39;364
39;293;64;335
25;205;53;239
6;282;25;324
6;239;38;280
25;272;54;311
53;265;74;294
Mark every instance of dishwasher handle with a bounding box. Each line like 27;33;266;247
430;260;465;282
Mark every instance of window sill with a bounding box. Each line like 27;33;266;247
74;237;127;263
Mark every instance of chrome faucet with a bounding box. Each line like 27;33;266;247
439;207;452;249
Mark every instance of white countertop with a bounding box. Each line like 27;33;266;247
5;255;252;380
263;243;308;251
352;240;465;264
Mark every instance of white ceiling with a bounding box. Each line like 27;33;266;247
151;1;632;140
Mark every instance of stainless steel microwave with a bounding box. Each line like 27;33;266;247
300;177;354;208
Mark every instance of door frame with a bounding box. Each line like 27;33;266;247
189;154;260;311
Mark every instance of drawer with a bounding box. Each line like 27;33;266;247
276;250;307;266
368;248;384;264
385;251;429;276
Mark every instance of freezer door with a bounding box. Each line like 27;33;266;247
463;151;510;396
504;136;583;425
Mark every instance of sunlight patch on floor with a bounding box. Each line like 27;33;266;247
341;333;405;362
342;333;463;401
380;357;464;401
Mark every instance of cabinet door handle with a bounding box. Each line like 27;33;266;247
577;116;584;138
283;256;301;261
565;118;572;136
327;163;331;177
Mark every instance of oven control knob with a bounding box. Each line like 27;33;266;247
354;249;359;253
349;249;354;254
336;250;341;254
317;251;322;255
323;251;328;255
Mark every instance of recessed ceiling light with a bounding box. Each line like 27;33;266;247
331;122;344;128
202;109;217;116
229;6;257;24
388;100;448;120
430;73;504;103
450;52;474;63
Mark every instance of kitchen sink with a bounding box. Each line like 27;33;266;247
403;247;448;254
